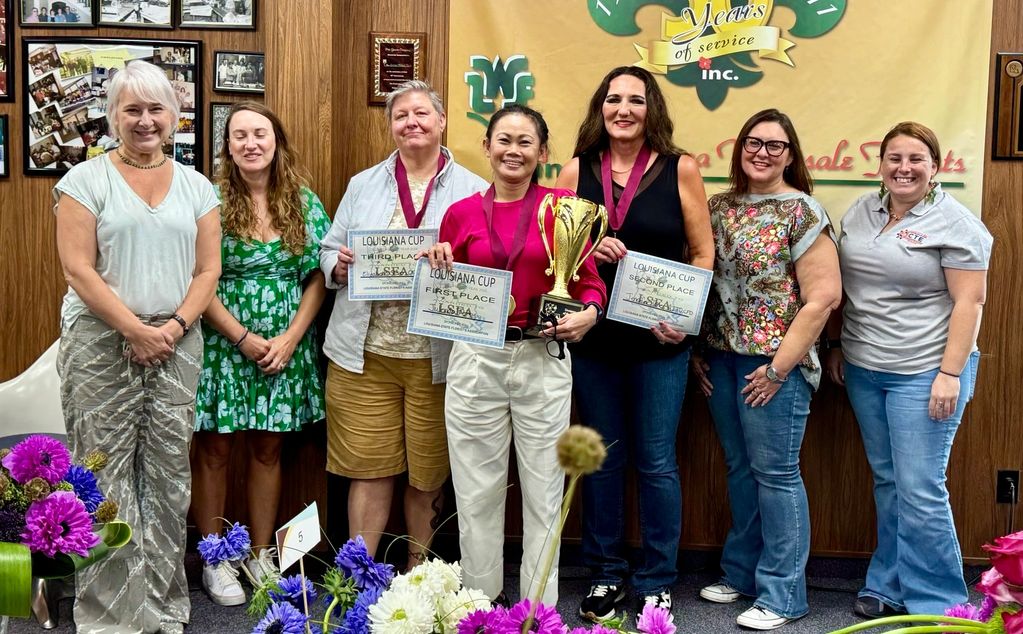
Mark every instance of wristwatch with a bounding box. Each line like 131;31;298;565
765;365;788;383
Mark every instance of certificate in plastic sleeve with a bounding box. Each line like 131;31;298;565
347;229;437;301
406;259;513;348
607;251;713;335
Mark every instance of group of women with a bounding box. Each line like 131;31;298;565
53;58;991;634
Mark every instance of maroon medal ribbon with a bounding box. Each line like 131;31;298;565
395;153;447;229
601;144;651;231
481;183;538;271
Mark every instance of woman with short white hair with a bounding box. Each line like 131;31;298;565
54;59;221;634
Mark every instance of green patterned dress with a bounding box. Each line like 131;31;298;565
195;188;330;433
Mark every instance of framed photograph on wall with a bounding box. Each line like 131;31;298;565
96;0;172;29
20;0;96;27
368;31;425;106
0;114;9;177
213;50;263;94
179;0;254;29
1;0;12;102
22;37;202;175
209;100;230;174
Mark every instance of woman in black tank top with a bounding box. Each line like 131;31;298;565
555;65;714;622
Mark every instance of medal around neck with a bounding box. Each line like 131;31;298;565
530;194;608;334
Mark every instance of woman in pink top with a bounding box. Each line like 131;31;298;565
424;104;606;605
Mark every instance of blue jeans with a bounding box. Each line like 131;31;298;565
844;352;980;615
572;350;690;594
705;351;811;619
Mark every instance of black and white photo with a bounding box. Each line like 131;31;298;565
0;114;9;176
1;0;12;101
97;0;172;29
214;50;263;93
209;101;230;174
20;0;96;27
179;0;254;29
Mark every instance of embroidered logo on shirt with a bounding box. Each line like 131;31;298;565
896;229;927;245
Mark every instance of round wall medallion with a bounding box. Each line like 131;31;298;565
1007;60;1023;78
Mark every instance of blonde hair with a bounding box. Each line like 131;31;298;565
216;102;309;255
105;60;180;140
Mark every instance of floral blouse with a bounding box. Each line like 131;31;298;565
704;191;833;389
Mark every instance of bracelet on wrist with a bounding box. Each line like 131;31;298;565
939;368;960;378
234;329;249;347
170;313;189;335
583;301;604;322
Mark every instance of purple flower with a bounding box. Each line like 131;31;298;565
0;507;26;543
252;601;309;634
223;522;251;561
590;627;619;634
494;599;567;634
64;465;104;514
979;595;997;621
198;533;231;566
944;602;984;621
459;607;506;634
636;603;676;634
22;490;100;557
2;436;71;485
339;584;382;634
334;535;393;592
270;574;318;608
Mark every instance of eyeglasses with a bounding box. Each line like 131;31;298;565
742;136;790;157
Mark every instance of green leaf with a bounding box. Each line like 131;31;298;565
32;521;132;580
588;0;687;36
775;0;846;38
0;542;32;617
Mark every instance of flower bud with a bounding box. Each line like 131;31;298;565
25;477;52;501
84;451;109;472
556;426;607;476
95;500;119;523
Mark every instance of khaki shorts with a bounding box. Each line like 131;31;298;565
325;354;448;490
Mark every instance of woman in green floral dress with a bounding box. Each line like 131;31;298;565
192;102;329;606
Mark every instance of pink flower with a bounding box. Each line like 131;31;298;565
984;531;1023;586
636;603;676;634
459;607;505;634
976;567;1023;604
698;57;712;70
22;490;100;557
2;435;71;485
1004;609;1023;634
494;599;566;634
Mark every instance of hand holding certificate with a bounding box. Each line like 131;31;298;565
607;251;713;335
347;229;437;300
407;258;513;348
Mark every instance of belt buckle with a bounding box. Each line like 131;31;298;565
507;326;523;342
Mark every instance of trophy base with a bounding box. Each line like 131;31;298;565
527;294;584;336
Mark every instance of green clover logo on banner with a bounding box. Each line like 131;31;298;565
464;55;535;126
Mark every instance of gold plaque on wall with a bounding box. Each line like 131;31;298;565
369;32;426;106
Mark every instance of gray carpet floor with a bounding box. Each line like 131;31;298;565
3;554;987;633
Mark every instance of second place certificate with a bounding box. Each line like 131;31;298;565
607;251;713;335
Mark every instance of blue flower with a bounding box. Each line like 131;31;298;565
64;465;104;514
270;574;318;608
252;601;308;634
334;535;393;592
198;533;230;566
339;585;381;634
223;522;251;561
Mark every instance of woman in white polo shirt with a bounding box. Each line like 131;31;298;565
826;121;992;619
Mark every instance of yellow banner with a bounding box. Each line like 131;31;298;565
645;26;794;70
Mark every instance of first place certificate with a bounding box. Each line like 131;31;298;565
607;251;713;335
347;229;437;301
406;259;513;348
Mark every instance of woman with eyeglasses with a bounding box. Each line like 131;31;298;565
691;109;841;630
423;104;606;606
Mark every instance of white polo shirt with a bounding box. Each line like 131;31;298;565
838;186;992;374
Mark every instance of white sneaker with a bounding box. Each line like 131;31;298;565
736;606;793;630
700;582;741;603
245;547;281;586
202;561;245;606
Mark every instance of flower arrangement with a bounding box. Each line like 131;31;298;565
829;530;1023;634
0;435;130;619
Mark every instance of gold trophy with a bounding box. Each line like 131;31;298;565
533;194;608;332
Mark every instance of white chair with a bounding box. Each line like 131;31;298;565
0;340;67;629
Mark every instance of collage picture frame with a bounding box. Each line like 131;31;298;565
22;36;202;175
1;0;11;101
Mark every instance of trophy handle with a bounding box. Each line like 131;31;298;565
571;204;610;282
537;193;556;276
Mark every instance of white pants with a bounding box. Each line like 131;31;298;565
445;339;571;605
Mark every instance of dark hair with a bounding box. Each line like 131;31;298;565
728;108;813;195
572;66;682;158
879;121;941;164
485;103;550;184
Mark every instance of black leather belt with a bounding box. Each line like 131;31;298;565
505;326;541;342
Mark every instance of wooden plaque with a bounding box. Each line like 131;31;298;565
993;52;1023;160
368;31;425;106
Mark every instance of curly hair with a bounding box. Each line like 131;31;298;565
572;66;683;158
216;102;308;255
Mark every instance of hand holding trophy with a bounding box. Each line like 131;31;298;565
532;193;608;333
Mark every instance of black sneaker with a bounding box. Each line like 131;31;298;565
492;591;511;609
579;584;625;621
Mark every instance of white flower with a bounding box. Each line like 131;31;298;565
436;588;490;634
368;587;435;634
390;559;462;603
